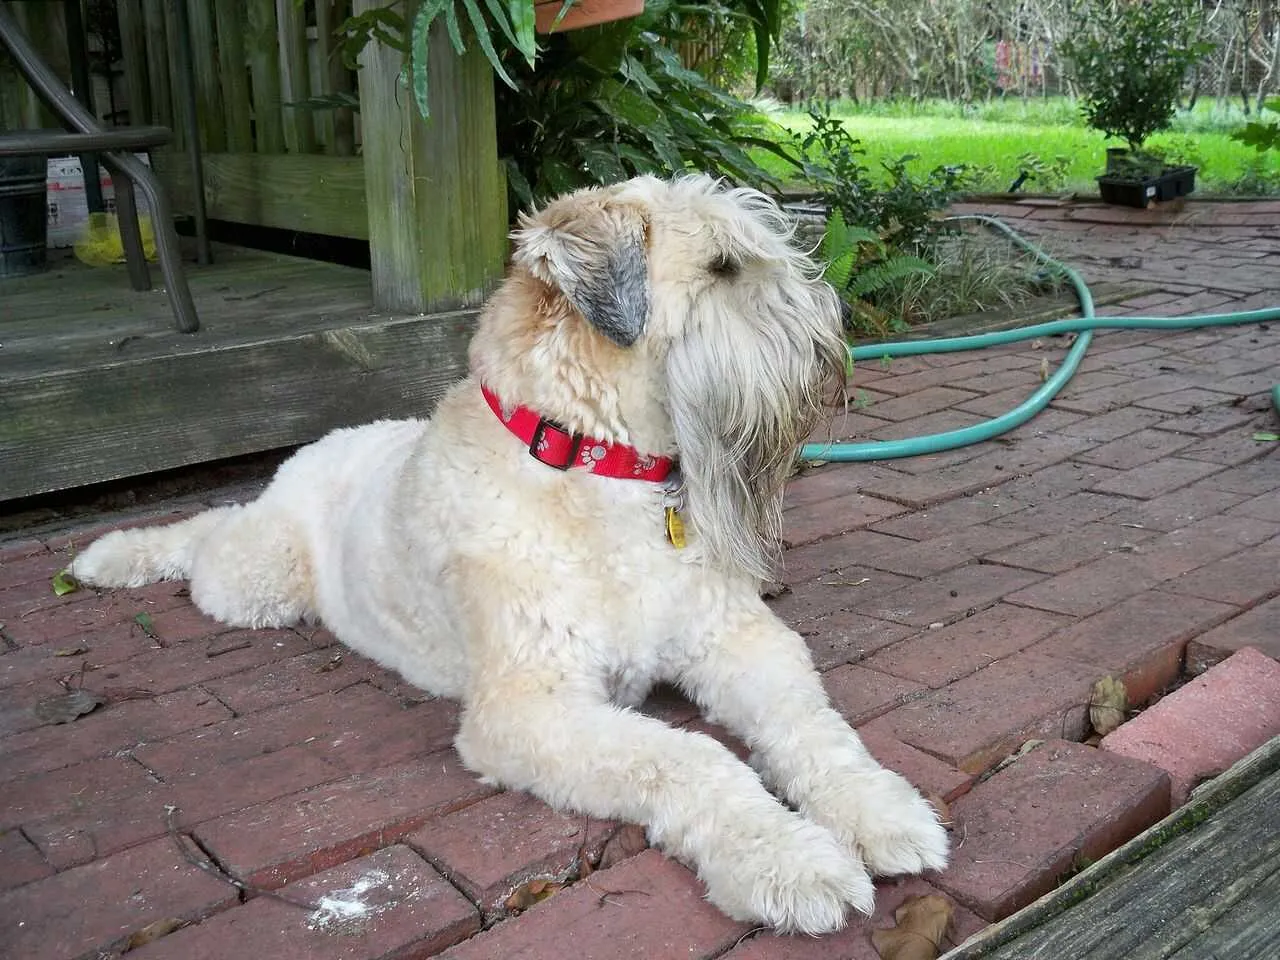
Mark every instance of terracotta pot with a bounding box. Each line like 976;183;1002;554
535;0;644;33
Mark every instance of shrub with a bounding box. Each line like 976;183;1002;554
794;112;985;336
1058;0;1215;155
795;112;974;252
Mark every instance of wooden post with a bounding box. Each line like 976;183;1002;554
354;2;507;314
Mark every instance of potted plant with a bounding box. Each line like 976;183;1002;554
535;0;644;33
1059;0;1215;208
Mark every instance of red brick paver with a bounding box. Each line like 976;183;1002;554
934;740;1170;920
2;198;1278;957
126;845;479;960
1102;647;1280;805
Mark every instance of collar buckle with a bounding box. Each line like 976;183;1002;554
528;417;583;471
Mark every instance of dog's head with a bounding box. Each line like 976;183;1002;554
472;174;847;581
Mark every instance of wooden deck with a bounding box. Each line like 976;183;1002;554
944;736;1280;959
0;245;476;502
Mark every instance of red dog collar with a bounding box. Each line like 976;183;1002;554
482;385;676;482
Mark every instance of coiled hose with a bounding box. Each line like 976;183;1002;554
801;215;1280;464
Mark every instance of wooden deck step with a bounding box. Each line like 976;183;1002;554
0;245;475;501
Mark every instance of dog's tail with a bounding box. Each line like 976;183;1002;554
67;507;235;588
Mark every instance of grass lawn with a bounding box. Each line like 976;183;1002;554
755;97;1276;195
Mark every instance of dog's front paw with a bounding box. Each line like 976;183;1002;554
817;769;950;878
701;816;874;935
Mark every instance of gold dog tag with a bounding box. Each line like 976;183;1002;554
665;507;686;549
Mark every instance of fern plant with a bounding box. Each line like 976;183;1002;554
820;210;933;338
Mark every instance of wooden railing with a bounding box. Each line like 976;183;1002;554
120;0;368;239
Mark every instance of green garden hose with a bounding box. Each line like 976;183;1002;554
801;215;1280;463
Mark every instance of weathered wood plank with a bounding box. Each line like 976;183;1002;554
213;0;254;152
9;2;65;127
161;0;185;150
246;0;285;152
156;151;367;238
140;0;173;129
314;0;357;156
947;736;1280;960
116;0;151;124
354;1;507;312
0;313;476;501
0;244;382;377
275;0;316;153
1166;867;1280;959
185;0;225;151
317;0;358;156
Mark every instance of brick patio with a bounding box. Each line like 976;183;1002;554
2;198;1278;959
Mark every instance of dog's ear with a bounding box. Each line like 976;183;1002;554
511;199;650;347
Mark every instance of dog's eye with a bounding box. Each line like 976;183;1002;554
708;254;740;279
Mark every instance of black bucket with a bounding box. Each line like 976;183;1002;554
0;155;49;278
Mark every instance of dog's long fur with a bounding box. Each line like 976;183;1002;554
70;175;948;933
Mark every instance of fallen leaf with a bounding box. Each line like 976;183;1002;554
871;894;954;960
134;612;158;639
53;645;90;657
1252;432;1279;442
33;689;105;724
503;878;563;913
317;653;344;673
51;569;80;597
1039;357;1051;382
1090;676;1128;737
598;823;648;870
123;917;187;951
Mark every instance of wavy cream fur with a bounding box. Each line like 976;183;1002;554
70;175;947;934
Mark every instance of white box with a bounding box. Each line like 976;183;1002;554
46;154;153;248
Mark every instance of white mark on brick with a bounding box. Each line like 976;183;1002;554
306;869;391;931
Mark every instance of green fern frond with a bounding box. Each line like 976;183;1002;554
847;255;934;299
826;251;856;292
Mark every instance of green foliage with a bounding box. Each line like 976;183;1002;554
334;0;538;117
1058;0;1215;152
334;0;791;209
495;1;793;208
799;114;979;336
796;112;974;251
1014;152;1072;191
819;210;933;297
1231;98;1280;154
1228;157;1280;196
755;103;1269;196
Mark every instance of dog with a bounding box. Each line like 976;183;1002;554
69;174;948;934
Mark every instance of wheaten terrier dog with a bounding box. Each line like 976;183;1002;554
70;174;948;933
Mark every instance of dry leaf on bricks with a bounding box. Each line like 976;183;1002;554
1090;676;1128;737
871;894;954;960
598;823;649;869
503;878;563;913
33;689;105;724
123;918;187;952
